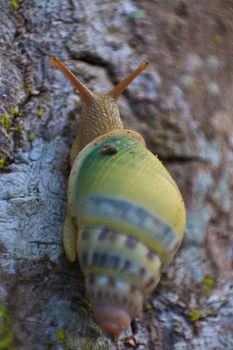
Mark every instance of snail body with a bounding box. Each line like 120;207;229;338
51;58;186;338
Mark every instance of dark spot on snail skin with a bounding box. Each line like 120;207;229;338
100;143;118;155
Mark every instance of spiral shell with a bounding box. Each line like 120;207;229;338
68;129;186;336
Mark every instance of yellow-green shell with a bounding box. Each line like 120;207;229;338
67;129;186;318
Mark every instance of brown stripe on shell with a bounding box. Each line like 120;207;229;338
98;227;117;243
122;260;131;271
109;255;121;269
139;267;146;278
146;248;157;261
98;227;109;241
108;276;116;287
145;277;156;289
93;252;108;267
125;236;138;249
87;195;178;252
97;253;108;266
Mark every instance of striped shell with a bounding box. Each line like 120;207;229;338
68;129;186;336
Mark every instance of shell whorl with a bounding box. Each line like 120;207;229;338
80;225;162;290
79;225;162;298
78;225;158;336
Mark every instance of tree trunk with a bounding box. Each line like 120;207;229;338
0;0;232;349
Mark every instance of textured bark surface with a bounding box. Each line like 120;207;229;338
0;0;233;349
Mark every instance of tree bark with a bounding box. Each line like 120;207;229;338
0;0;233;349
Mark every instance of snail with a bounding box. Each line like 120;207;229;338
50;57;186;338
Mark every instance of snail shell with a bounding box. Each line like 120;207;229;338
68;130;185;336
50;58;186;338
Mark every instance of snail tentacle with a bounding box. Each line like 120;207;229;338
50;57;93;104
109;61;149;100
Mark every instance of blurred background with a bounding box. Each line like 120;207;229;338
0;0;233;349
